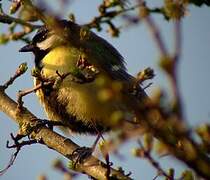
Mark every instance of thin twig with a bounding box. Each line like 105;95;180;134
171;20;184;120
143;82;153;90
137;0;168;56
0;10;41;29
144;15;168;56
85;3;143;29
140;0;184;121
137;139;173;180
17;81;53;110
0;133;37;175
3;63;28;90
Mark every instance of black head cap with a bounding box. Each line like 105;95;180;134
19;25;49;52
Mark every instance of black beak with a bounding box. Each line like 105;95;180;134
19;44;35;52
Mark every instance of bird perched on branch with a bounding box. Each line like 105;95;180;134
19;19;148;156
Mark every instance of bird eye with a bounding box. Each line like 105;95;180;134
40;34;47;41
32;27;48;44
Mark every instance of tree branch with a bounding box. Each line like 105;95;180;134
0;87;131;180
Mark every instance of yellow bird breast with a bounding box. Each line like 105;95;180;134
36;46;130;128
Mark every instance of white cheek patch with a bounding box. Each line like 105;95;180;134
37;35;62;50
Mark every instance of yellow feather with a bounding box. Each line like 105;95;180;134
36;46;130;128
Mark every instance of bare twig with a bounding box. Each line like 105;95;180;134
0;133;37;175
85;3;143;31
0;4;41;29
137;0;168;56
2;63;28;90
139;1;185;121
16;81;53;110
144;15;168;57
171;20;184;120
143;82;153;90
137;139;173;180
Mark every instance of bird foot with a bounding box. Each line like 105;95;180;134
32;119;64;130
71;146;93;166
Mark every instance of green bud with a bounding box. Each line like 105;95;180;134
67;160;76;170
31;67;41;77
181;170;194;180
143;133;153;152
68;13;75;22
110;110;123;124
0;35;9;45
98;88;112;102
159;56;173;74
196;124;210;140
131;148;145;157
139;4;149;18
52;159;63;169
168;168;174;178
164;0;185;20
137;67;155;82
9;0;21;14
18;62;28;74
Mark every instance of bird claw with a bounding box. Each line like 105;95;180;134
31;119;64;130
71;146;93;166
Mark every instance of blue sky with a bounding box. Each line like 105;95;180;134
1;1;210;179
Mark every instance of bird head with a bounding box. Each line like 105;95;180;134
20;20;78;52
19;20;80;67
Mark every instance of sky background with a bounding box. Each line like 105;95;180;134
1;0;210;179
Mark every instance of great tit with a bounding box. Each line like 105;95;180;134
19;20;147;136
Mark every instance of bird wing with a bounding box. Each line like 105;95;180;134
82;31;148;99
82;31;133;81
